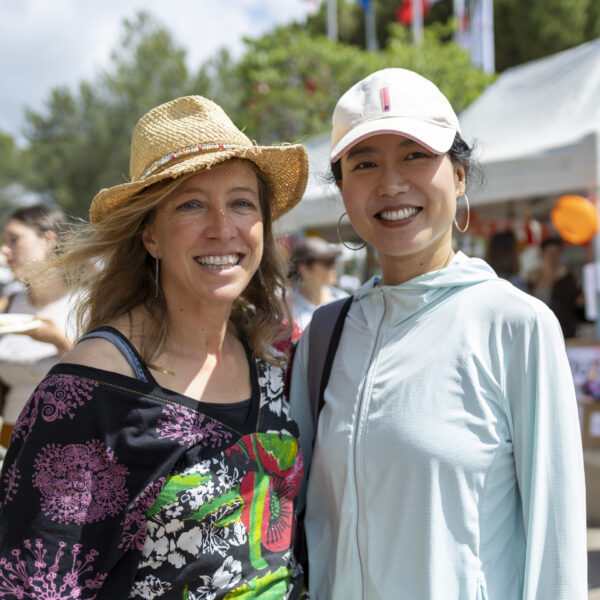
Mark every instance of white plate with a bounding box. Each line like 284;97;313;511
0;313;43;334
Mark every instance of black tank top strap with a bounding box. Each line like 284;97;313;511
78;326;157;384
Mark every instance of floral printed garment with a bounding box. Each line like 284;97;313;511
0;350;306;599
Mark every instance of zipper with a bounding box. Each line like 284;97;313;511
353;290;387;599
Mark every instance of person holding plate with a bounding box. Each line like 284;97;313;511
0;203;73;449
0;96;309;599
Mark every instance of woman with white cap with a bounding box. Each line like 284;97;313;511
290;69;586;599
0;96;309;598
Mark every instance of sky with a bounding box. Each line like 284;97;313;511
0;0;319;144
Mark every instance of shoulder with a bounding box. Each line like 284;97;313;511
463;278;560;331
59;322;137;378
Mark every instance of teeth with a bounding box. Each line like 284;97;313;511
196;254;240;267
379;207;420;221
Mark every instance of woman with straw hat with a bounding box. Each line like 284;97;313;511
290;68;586;599
0;96;309;599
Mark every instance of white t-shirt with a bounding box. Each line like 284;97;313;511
289;285;349;332
0;290;74;424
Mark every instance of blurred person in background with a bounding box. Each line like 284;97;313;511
527;236;584;339
288;236;348;331
0;203;73;449
0;95;309;598
485;230;527;291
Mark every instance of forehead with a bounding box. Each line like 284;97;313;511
180;159;259;191
343;133;426;159
3;218;37;236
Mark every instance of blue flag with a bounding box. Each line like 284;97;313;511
357;0;372;11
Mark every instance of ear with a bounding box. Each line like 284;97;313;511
297;263;309;278
43;230;57;251
141;223;158;258
454;163;467;197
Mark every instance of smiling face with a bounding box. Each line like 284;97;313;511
142;159;264;311
338;133;465;283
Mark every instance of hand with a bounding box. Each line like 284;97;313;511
20;315;72;356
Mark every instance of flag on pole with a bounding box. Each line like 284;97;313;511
356;0;377;49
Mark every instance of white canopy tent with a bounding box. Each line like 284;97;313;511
460;37;600;208
276;38;600;236
275;132;343;236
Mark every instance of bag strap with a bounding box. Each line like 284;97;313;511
306;296;353;429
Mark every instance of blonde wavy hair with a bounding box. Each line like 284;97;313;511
57;161;292;366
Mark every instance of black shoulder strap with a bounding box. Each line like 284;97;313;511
78;326;155;383
306;296;353;429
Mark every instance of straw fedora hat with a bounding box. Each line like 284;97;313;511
89;96;309;223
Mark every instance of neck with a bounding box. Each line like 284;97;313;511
298;280;327;306
26;273;68;308
379;235;455;286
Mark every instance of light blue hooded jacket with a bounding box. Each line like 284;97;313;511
290;252;586;600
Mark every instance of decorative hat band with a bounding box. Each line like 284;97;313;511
138;142;244;181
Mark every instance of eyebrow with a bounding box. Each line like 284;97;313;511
346;138;418;159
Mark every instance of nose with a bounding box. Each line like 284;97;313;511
376;164;410;197
0;243;10;258
205;208;236;239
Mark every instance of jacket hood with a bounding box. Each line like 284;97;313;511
354;251;498;325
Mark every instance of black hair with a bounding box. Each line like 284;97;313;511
541;236;563;251
486;230;520;277
7;203;70;239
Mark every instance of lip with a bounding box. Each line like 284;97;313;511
375;204;422;226
193;252;244;272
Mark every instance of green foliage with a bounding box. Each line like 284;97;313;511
231;28;379;144
494;0;600;71
234;21;493;144
19;4;503;218
24;12;196;217
0;132;32;191
0;132;34;212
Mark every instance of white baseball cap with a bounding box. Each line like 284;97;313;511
330;68;460;162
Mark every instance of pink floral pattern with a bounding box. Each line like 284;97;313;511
32;440;129;525
12;375;99;441
156;405;233;448
1;463;20;507
0;538;106;599
119;478;166;551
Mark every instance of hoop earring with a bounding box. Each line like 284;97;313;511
337;212;367;251
454;194;470;234
154;253;160;298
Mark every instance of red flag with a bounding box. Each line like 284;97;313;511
396;0;430;25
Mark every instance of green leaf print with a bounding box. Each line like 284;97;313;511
256;433;298;471
147;472;211;516
223;566;291;599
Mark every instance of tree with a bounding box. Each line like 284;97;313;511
0;132;31;192
299;0;600;72
23;8;493;218
494;0;600;71
233;21;493;144
24;12;197;217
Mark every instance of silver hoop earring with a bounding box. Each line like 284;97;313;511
454;194;470;234
337;212;367;251
154;253;160;298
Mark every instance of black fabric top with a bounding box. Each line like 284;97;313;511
0;335;305;599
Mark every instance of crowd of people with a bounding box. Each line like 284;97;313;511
0;68;588;599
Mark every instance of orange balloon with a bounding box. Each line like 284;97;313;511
550;195;598;245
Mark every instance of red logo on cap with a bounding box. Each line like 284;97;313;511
380;87;391;112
